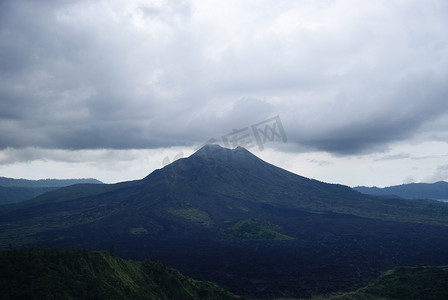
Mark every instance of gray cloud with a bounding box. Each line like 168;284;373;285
425;164;448;183
375;153;410;161
307;159;332;167
412;154;448;161
1;0;448;158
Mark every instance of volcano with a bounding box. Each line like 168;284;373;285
1;144;448;298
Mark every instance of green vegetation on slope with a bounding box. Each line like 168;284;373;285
224;218;294;240
360;266;448;300
168;207;214;227
310;266;448;300
0;248;244;300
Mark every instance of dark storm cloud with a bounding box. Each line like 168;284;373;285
282;67;448;154
1;0;448;157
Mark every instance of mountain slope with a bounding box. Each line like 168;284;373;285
3;145;446;247
0;248;242;300
0;185;58;205
354;181;448;201
1;145;448;298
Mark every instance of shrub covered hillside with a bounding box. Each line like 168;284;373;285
0;248;244;300
311;266;448;300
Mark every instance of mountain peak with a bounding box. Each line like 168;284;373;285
194;143;225;153
191;144;255;163
143;144;260;183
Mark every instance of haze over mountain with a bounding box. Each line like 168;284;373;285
354;181;448;201
1;145;448;298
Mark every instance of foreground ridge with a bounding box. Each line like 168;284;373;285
2;248;447;300
310;266;448;300
0;248;244;300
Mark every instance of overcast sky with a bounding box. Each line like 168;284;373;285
1;0;448;187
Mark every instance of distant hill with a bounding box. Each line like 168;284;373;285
0;248;242;300
354;181;448;201
0;177;103;205
1;145;448;298
0;177;103;188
